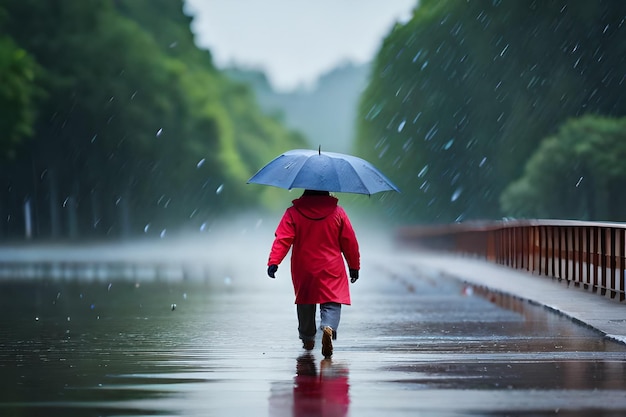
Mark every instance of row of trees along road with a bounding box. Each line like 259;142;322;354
0;0;306;240
356;0;626;224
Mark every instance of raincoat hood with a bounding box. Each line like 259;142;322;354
292;195;338;220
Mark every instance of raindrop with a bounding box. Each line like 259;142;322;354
160;229;167;238
443;139;454;150
425;124;439;141
144;223;150;233
499;44;509;57
156;128;163;137
91;134;97;143
418;165;429;177
107;283;112;291
575;176;583;187
451;187;463;202
378;144;389;158
479;157;487;167
200;222;207;232
197;158;206;168
216;184;224;194
397;120;406;132
420;61;429;71
365;103;383;120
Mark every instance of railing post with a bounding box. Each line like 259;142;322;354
610;228;617;299
576;227;583;286
600;227;607;296
615;229;626;301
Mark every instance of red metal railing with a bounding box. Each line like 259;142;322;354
396;220;626;302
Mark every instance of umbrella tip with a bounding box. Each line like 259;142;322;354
318;145;321;155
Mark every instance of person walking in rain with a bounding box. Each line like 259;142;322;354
267;189;360;358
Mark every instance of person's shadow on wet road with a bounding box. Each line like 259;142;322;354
269;353;350;417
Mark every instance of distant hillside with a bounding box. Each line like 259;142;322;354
226;63;370;154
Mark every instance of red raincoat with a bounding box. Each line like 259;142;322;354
268;195;360;305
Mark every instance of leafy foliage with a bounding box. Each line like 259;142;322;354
0;33;39;158
501;115;626;221
0;0;304;239
356;0;626;224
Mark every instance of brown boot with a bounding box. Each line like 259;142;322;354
302;339;315;351
321;326;333;358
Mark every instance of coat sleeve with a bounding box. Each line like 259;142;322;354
338;208;360;270
268;209;295;266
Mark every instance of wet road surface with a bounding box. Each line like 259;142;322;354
1;256;626;416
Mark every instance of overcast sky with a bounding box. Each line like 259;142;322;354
183;0;417;91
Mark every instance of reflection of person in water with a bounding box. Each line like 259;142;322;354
292;353;350;417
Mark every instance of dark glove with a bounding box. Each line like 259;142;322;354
349;268;359;283
267;264;278;278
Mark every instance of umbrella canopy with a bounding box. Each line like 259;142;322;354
247;149;400;195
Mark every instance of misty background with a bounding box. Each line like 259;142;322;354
1;0;626;244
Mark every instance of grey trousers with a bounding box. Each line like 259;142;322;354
297;302;341;341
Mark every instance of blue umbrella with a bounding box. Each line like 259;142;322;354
247;148;400;195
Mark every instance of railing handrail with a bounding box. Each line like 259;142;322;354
396;219;626;302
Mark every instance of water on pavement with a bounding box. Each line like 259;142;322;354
1;256;626;417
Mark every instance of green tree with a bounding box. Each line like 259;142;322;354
356;0;626;224
0;34;39;158
0;0;304;239
501;115;626;221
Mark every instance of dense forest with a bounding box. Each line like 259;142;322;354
0;0;306;240
3;0;626;240
357;0;626;223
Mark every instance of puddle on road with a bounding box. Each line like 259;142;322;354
358;271;626;415
0;269;625;417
